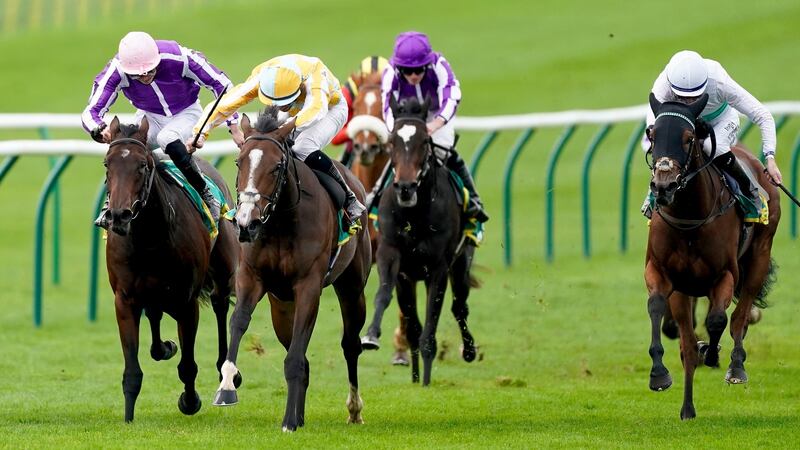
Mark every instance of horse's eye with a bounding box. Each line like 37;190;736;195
103;160;108;167
234;159;240;168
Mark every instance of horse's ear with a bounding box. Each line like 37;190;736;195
648;92;661;115
276;117;296;140
695;119;711;140
421;95;431;120
689;93;709;118
241;113;252;137
108;116;120;139
137;117;149;144
351;72;362;87
389;94;400;116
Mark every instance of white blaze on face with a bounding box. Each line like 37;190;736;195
235;149;263;225
397;124;417;152
121;149;130;158
364;91;377;114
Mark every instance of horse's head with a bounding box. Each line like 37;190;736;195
235;107;296;242
348;72;389;165
647;92;710;206
387;95;431;207
103;116;154;236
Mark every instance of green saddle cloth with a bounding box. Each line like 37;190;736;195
223;207;352;247
644;190;767;224
158;161;230;240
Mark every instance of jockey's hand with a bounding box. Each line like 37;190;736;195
229;124;245;149
426;116;446;135
187;135;205;154
765;157;782;185
90;125;111;143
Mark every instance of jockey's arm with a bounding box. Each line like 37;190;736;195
191;76;259;145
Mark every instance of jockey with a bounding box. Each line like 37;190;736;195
642;50;783;218
82;31;236;227
189;54;366;232
332;55;390;167
368;31;489;223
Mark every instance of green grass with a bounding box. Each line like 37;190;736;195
2;0;800;448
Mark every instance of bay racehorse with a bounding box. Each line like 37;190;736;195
348;72;410;365
645;93;779;419
213;108;370;431
362;96;478;385
103;116;238;422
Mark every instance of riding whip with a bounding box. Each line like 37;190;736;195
776;182;800;208
191;85;228;148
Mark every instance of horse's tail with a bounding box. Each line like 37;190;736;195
734;257;777;309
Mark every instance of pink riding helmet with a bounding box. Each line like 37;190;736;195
391;31;435;67
118;31;161;75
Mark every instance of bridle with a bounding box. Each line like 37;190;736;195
393;116;435;187
647;112;735;230
108;137;156;221
238;134;300;225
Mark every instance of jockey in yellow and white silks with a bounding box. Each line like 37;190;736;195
190;54;366;231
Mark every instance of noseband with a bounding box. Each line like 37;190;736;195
239;134;300;225
108;137;156;221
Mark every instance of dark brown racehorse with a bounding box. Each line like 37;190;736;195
213;108;370;431
348;72;410;365
362;96;479;385
645;94;779;420
103;116;238;422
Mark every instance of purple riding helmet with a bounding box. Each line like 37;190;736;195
391;31;436;67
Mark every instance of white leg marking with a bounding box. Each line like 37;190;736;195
346;384;364;424
220;360;238;391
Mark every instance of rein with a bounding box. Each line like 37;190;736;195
108;137;156;220
240;134;301;224
395;117;435;187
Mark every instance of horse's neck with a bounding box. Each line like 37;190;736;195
672;157;724;217
129;175;174;241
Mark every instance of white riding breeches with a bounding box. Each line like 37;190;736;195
429;113;456;161
702;106;739;158
292;97;349;161
134;101;204;150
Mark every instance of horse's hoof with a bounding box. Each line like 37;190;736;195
698;341;721;368
213;388;238;406
151;340;178;361
461;343;477;363
680;404;696;420
178;391;202;415
649;372;672;392
233;371;243;388
749;306;762;325
662;319;679;340
391;351;410;366
725;367;748;384
361;335;380;350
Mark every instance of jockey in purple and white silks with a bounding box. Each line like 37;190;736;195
82;31;238;227
368;31;489;223
641;50;783;218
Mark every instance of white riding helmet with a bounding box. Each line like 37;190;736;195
118;31;160;75
666;50;708;97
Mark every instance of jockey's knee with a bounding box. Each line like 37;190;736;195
157;129;184;151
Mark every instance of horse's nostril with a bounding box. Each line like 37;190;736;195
119;210;133;222
667;182;678;192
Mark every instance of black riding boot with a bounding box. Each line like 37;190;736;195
164;140;220;222
94;192;111;229
714;153;762;216
446;151;489;223
306;150;366;233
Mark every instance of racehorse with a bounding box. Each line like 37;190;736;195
348;72;410;365
361;96;478;385
644;93;779;419
213;107;370;431
103;116;238;422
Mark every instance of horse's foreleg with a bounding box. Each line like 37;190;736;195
211;285;232;377
450;248;476;362
362;245;400;349
645;262;672;391
282;278;322;432
176;300;201;416
115;297;143;422
214;270;265;406
396;275;421;383
333;276;367;424
670;292;699;420
420;269;449;386
704;271;733;368
145;307;177;361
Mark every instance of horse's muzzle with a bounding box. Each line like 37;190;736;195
238;222;260;243
651;180;678;206
355;143;381;165
108;208;133;236
394;181;418;207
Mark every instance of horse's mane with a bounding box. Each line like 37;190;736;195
395;97;427;119
255;106;282;133
118;122;141;138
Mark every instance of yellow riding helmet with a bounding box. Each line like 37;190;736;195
359;56;389;75
258;65;304;106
